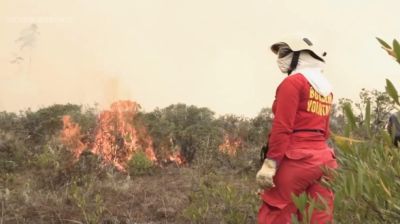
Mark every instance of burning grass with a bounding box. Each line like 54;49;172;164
218;133;243;156
60;101;187;172
0;102;265;223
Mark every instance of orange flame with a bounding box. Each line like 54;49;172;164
218;134;242;156
168;151;185;165
61;100;157;171
61;115;85;159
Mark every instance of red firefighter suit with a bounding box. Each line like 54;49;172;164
258;73;337;224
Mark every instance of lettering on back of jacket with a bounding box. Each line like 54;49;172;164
307;87;332;116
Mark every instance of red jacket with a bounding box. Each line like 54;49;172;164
266;73;334;164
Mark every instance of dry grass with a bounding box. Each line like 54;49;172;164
0;149;260;224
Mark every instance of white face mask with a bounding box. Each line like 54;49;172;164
276;53;293;73
276;51;325;74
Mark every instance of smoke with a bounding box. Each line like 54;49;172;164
0;71;132;112
0;23;133;112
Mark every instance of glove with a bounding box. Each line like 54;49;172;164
256;159;277;189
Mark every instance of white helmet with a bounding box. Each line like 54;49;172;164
270;37;327;62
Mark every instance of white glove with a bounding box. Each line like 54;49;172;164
256;159;277;189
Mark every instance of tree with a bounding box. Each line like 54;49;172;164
335;88;394;139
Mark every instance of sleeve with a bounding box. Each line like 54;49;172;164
266;78;300;164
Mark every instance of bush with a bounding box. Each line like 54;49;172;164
32;144;60;170
328;38;400;223
20;104;97;147
330;132;400;223
127;151;154;176
68;177;105;224
140;104;225;164
0;132;29;173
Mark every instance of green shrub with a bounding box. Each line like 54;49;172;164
19;104;97;147
330;133;400;223
127;151;154;176
290;192;329;224
68;178;105;224
0;133;29;173
329;38;400;222
32;145;60;170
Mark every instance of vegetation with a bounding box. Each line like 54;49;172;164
0;102;267;223
127;151;154;176
323;38;400;223
1;38;400;223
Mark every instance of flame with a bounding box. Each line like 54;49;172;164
143;135;157;162
61;115;85;159
61;100;157;171
168;151;185;165
218;134;242;156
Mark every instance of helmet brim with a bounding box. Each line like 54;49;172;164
270;42;289;55
270;40;326;62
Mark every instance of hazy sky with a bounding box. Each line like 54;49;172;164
1;0;400;117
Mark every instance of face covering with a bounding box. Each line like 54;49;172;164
276;51;332;96
294;52;332;96
276;51;325;75
296;52;325;71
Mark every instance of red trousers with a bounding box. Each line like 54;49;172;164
258;148;337;224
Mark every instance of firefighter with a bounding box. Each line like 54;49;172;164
387;113;400;147
257;37;337;224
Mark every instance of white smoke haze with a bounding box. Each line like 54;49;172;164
1;0;400;116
